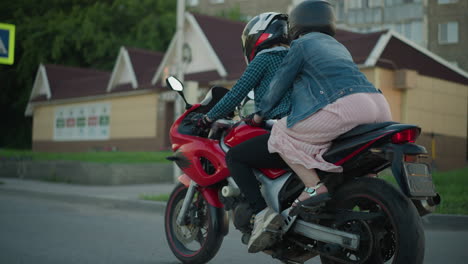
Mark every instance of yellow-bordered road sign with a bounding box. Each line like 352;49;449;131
0;23;15;65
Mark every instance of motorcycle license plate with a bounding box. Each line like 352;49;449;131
403;162;436;197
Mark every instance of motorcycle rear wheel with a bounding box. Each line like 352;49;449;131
165;183;225;264
319;177;424;264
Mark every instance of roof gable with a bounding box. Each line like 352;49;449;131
107;47;138;92
25;64;111;116
336;30;387;65
126;47;164;86
192;13;246;79
151;12;229;86
25;64;51;115
364;30;468;85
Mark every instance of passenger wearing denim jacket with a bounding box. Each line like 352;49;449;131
258;32;381;128
254;0;392;217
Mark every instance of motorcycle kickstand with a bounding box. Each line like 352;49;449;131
176;180;198;225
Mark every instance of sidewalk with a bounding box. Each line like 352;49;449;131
0;177;175;213
1;177;467;230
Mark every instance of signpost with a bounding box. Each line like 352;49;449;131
173;0;186;182
0;23;15;65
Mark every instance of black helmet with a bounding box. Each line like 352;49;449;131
289;0;336;40
241;12;289;64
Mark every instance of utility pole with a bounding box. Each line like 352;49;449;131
173;0;185;182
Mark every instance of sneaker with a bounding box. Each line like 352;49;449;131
247;207;283;253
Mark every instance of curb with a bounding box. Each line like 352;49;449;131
422;214;468;231
0;188;167;214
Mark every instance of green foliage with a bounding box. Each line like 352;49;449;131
217;5;247;22
0;0;176;148
0;149;172;163
139;193;169;202
431;167;468;215
380;167;468;215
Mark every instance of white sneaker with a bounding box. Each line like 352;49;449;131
247;207;283;253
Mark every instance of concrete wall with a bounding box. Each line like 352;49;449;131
404;74;467;139
404;73;468;170
361;67;403;122
32;93;162;152
0;160;173;185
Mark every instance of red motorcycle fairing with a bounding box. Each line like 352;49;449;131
170;104;230;187
224;123;288;179
223;123;268;147
258;168;289;179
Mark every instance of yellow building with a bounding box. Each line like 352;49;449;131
26;13;468;170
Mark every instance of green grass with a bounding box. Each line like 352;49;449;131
380;167;468;215
0;149;172;164
139;193;170;202
431;167;468;215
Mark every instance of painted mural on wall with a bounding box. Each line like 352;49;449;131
54;103;111;141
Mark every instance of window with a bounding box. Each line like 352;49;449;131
438;0;458;4
385;0;418;5
368;0;383;7
438;22;459;44
210;0;225;4
348;0;363;9
187;0;199;6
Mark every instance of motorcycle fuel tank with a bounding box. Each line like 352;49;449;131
224;123;288;179
223;123;269;148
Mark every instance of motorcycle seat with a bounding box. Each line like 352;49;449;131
334;121;398;142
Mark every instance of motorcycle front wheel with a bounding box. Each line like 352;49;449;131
320;177;425;264
165;183;225;264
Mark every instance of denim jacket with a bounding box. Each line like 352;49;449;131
258;32;380;128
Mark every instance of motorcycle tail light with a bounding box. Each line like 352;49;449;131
391;128;420;144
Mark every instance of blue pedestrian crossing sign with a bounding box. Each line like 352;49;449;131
0;23;16;65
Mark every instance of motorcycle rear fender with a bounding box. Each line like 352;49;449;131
382;143;429;196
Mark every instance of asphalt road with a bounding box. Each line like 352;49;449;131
1;193;467;264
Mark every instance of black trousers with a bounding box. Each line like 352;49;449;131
225;133;287;213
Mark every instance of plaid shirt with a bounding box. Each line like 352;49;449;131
206;48;291;121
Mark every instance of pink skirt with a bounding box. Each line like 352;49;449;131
268;93;392;172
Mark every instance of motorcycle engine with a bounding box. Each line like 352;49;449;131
233;202;254;233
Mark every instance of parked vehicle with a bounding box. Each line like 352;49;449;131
164;76;440;264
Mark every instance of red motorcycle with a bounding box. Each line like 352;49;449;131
163;76;440;264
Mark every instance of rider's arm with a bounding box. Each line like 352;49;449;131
206;54;268;121
257;41;304;118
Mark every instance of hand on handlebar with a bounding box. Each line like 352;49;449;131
197;115;213;130
243;113;264;127
190;113;213;136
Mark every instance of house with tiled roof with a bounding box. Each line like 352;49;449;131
26;13;468;170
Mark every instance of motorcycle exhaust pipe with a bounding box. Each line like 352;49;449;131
412;193;441;216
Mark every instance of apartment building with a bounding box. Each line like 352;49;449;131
186;0;292;19
427;0;468;71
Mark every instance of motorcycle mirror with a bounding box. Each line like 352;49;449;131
166;76;192;109
166;76;184;92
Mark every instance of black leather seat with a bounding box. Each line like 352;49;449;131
334;121;398;141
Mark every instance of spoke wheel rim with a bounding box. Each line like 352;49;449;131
330;195;398;264
171;194;209;252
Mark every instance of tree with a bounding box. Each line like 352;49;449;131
0;0;176;148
